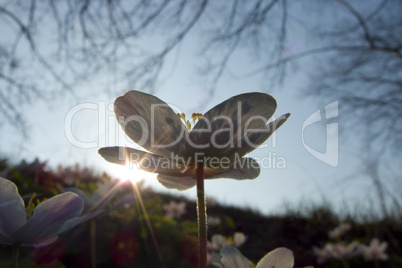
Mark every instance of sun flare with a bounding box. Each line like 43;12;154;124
108;162;156;183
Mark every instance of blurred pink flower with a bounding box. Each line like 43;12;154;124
328;223;351;239
53;164;93;186
358;238;388;261
163;200;187;219
313;241;359;263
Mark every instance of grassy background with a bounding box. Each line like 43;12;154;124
0;158;401;268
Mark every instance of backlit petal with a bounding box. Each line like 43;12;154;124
219;247;253;268
207;158;260;180
157;174;196;190
226;113;290;158
114;90;188;157
99;146;186;176
32;236;59;247
63;187;92;209
189;93;277;158
256;247;294;268
9;192;83;245
0;177;26;239
0;232;9;244
57;210;103;235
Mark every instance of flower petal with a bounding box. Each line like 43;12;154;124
256;247;294;268
9;192;84;246
32;236;59;247
0;177;26;240
218;247;253;268
226;113;290;158
99;146;185;176
189;93;277;158
157;174;196;190
206;158;260;180
57;209;103;235
63;187;92;208
0;232;9;244
232;232;247;247
211;234;228;250
114;90;188;157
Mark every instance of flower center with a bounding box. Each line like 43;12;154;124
177;112;203;131
25;193;47;220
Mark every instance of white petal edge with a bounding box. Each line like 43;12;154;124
157;174;196;191
98;146;185;176
189;93;277;158
218;247;253;268
0;177;26;239
207;158;260;180
9;192;84;245
256;247;294;268
114;90;188;157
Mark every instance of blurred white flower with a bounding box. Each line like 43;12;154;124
163;200;186;219
313;241;359;263
210;232;247;251
328;223;351;239
207;216;221;227
213;247;312;268
358;238;388;261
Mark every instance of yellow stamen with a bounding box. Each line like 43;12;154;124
177;112;203;130
36;198;47;205
26;193;37;219
227;236;233;245
26;193;47;219
191;113;197;124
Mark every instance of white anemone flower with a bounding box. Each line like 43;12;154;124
210;232;247;250
163;200;187;219
359;238;388;261
0;177;99;247
328;223;351;239
313;241;359;263
99;90;289;190
213;247;312;268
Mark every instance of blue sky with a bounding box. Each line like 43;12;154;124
1;45;367;214
1;1;383;214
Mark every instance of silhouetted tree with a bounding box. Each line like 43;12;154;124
1;0;401;154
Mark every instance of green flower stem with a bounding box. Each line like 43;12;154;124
90;219;96;268
12;243;20;268
196;164;207;268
